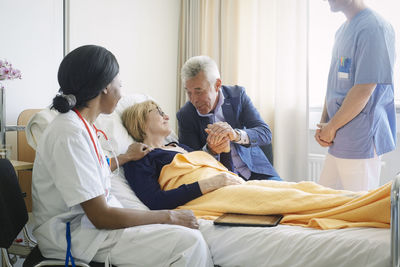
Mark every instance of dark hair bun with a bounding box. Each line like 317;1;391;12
56;45;119;110
52;95;72;113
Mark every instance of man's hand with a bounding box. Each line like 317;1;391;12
314;123;334;147
205;122;239;143
315;83;376;148
204;122;240;154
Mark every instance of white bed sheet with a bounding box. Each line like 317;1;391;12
111;171;391;267
199;220;389;267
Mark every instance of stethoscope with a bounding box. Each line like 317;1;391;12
73;108;120;175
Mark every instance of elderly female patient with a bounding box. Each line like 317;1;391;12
122;100;242;210
121;100;391;230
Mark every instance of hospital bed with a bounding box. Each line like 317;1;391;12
24;93;399;267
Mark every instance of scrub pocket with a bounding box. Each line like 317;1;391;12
338;57;351;80
336;56;353;92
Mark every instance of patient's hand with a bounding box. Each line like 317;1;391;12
206;136;230;154
198;172;244;194
205;122;237;143
168;210;199;229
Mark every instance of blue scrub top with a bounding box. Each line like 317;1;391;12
326;8;396;159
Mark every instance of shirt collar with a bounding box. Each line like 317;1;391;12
196;89;225;118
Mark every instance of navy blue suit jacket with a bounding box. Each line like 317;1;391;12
176;85;279;177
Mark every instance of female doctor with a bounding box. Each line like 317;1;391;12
31;45;213;267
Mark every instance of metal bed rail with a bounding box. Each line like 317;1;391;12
391;173;400;267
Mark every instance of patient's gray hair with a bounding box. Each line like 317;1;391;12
181;56;220;87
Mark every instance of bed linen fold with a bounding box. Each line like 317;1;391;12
159;151;390;229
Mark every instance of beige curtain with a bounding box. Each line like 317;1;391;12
273;1;308;181
176;0;201;110
177;0;309;181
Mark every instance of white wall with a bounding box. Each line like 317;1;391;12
0;1;180;263
0;0;64;159
0;0;180;160
68;0;180;131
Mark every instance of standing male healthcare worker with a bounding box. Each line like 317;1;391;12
315;0;396;191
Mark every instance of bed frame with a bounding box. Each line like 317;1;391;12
391;173;400;267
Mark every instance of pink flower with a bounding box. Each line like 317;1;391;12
0;59;22;81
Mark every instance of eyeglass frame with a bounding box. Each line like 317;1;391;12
149;106;166;117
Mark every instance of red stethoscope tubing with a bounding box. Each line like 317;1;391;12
93;125;108;141
73;108;106;166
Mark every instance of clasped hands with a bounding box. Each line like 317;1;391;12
205;122;239;154
314;122;336;147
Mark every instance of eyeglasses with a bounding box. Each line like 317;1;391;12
149;106;166;117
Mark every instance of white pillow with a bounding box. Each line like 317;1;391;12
114;93;154;117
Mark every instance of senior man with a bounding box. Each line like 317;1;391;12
177;55;280;181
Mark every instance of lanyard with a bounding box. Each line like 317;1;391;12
65;222;76;267
73;108;103;166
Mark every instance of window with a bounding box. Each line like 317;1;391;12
309;0;400;108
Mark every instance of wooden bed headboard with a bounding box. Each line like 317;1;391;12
17;109;41;212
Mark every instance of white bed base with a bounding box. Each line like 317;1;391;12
111;170;398;267
391;173;400;267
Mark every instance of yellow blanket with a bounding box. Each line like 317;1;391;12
159;151;390;230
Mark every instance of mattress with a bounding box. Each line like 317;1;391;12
199;219;389;267
111;172;390;267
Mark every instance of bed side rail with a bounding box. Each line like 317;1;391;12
391;173;400;267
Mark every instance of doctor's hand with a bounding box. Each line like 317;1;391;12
198;172;244;194
167;210;199;229
125;143;152;161
114;143;152;168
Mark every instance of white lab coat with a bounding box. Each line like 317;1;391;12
32;111;121;262
32;111;212;266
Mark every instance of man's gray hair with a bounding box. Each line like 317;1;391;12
181;56;220;86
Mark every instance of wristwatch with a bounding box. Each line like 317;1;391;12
234;129;241;142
